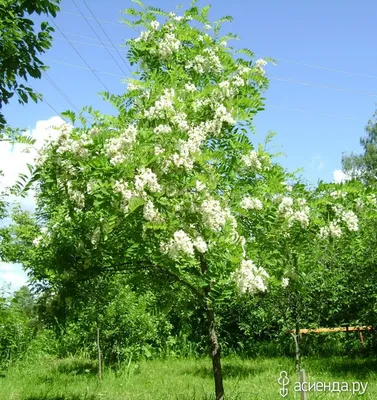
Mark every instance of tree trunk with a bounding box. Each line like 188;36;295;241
199;254;225;400
97;325;102;383
293;322;301;373
206;304;224;400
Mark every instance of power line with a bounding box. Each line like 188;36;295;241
61;10;122;26
275;57;377;81
46;58;123;78
43;57;366;121
44;72;81;113
81;0;132;74
54;36;120;51
267;104;361;121
62;31;123;47
71;0;129;76
48;17;111;92
270;76;377;98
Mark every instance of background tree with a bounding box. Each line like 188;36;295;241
342;109;377;185
0;0;61;129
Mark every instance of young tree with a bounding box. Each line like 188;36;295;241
342;110;377;185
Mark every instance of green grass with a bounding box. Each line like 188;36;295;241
1;355;377;399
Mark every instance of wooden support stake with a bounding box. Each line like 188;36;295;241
300;369;307;400
97;326;102;383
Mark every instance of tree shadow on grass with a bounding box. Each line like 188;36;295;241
188;363;266;380
308;357;377;380
24;396;100;400
56;360;98;376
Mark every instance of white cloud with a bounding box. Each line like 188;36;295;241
333;170;350;183
309;154;325;171
0;262;28;290
0;116;65;212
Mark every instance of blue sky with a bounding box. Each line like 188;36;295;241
1;0;377;288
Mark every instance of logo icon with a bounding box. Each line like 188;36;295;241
278;371;289;398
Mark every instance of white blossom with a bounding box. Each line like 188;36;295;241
193;236;208;253
184;83;197;92
240;196;263;211
161;230;194;258
143;200;161;222
151;20;160;30
232;260;269;294
199;198;228;231
134;168;161;193
282;278;290;289
241;150;262;170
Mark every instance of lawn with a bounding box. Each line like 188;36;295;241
1;356;376;399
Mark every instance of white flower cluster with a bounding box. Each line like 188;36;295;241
105;125;137;165
184;83;197;92
154;125;172;135
151;20;160;30
278;197;310;229
214;104;236;125
134;168;161;193
332;204;359;232
330;190;347;199
144;89;175;119
282;277;290;289
319;221;342;239
199;198;228;231
237;65;251;75
154;145;164;156
255;58;267;75
195;180;206;192
55;131;92;158
170;120;218;170
32;236;43;247
186;48;222;74
143;200;161;222
127;81;142;91
240;196;263;211
157;33;180;58
355;198;364;210
232;259;269;294
241;150;262;171
91;227;101;247
134;30;151;43
160;230;207;258
67;181;85;210
172;112;190;131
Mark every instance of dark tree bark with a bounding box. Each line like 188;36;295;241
206;303;224;400
200;255;225;400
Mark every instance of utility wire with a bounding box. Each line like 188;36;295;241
270;76;377;98
45;58;361;121
49;17;111;92
275;57;377;81
81;0;132;73
61;10;122;26
43;72;81;113
46;58;123;78
267;104;361;121
71;0;129;76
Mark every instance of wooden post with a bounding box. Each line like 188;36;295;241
359;330;365;348
97;326;102;383
291;332;301;373
300;369;307;400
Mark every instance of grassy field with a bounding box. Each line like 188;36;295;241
0;355;376;399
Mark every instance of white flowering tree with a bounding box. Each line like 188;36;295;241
11;3;288;397
259;180;377;371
